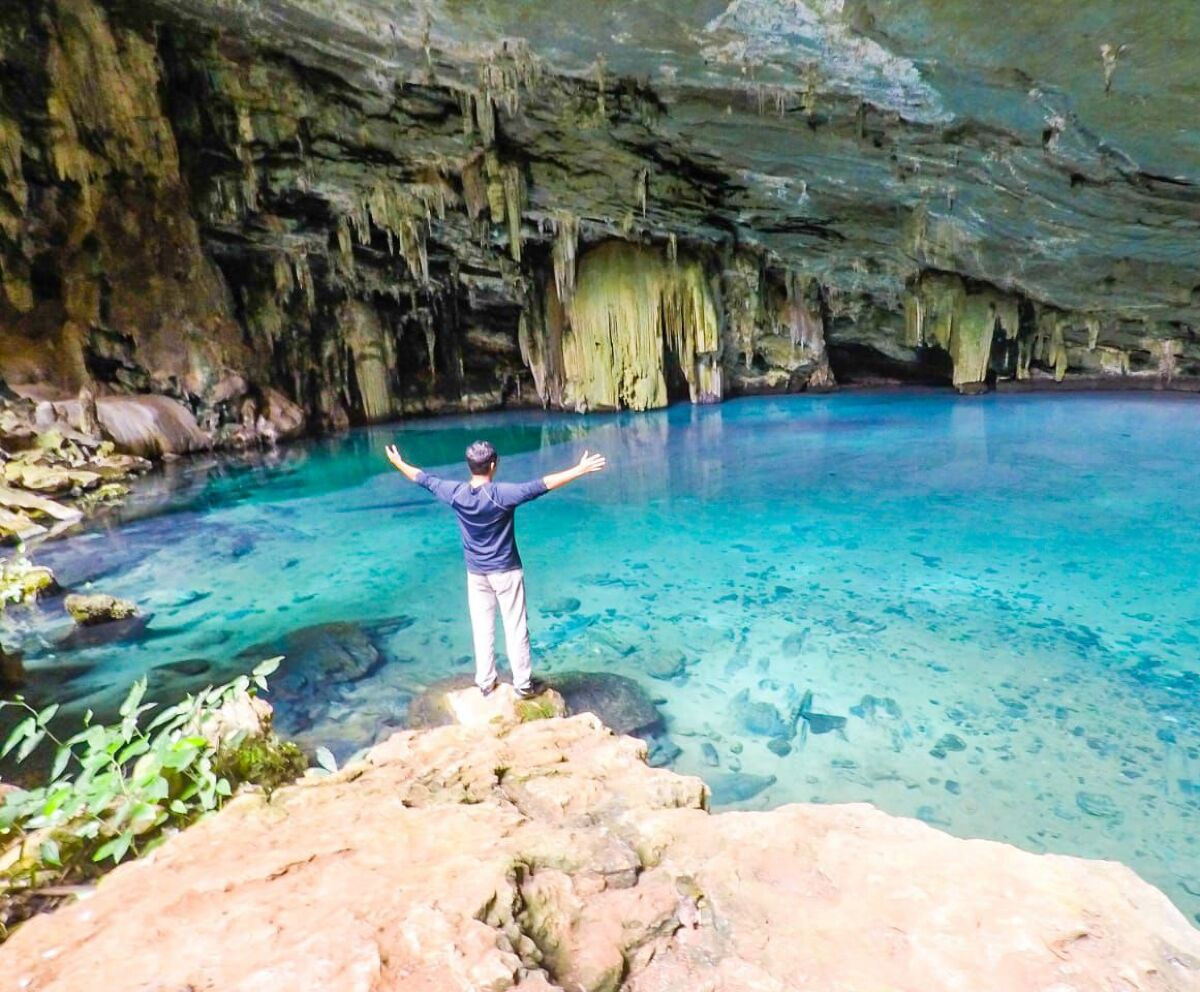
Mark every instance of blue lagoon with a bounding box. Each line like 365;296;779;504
15;391;1200;922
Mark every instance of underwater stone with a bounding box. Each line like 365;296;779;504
706;772;776;806
850;694;903;720
644;653;686;681
538;596;581;617
930;734;968;759
646;735;682;768
732;690;792;739
1076;792;1124;822
801;712;847;736
701;741;720;767
161;658;213;678
767;738;792;757
548;671;663;737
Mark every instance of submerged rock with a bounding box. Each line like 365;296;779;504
706;771;777;806
850;694;904;720
547;671;664;737
252;621;381;688
646;734;683;769
930;733;968;759
731;689;792;739
538;596;581;617
1076;792;1124;822
644;652;686;681
64;593;138;626
802;712;848;736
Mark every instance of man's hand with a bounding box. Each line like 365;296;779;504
385;444;421;482
544;449;607;491
576;450;607;475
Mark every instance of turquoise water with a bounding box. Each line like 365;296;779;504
8;392;1200;921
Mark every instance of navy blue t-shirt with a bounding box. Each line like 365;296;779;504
416;472;549;574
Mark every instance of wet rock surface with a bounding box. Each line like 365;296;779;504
5;710;1199;991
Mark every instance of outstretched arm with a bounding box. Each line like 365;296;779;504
543;450;607;492
384;444;421;483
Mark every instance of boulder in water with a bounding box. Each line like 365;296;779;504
547;671;663;737
254;621;381;688
64;593;138;626
247;621;383;735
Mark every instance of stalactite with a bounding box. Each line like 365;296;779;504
0;116;27;243
636;168;649;218
520;277;567;409
484;151;506;222
593;55;608;118
292;253;315;311
502;164;524;262
358;183;434;283
1158;338;1178;381
558;241;721;412
906;272;1019;390
456;89;475;139
335;216;355;276
1034;307;1070;381
421;311;437;383
340;300;396;421
551;210;579;306
724;252;763;368
460;151;488;220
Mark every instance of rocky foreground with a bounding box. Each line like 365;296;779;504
4;686;1199;992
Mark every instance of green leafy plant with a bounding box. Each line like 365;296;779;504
0;657;296;940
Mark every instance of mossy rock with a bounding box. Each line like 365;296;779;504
514;694;565;723
212;734;307;796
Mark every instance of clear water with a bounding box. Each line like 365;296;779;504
9;392;1200;922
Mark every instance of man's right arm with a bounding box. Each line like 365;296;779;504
543;450;607;492
384;444;421;482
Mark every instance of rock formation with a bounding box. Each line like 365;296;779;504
2;0;1196;437
4;691;1198;990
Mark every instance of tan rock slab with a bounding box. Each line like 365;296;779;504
3;715;1197;992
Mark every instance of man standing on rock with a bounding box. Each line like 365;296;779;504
385;440;606;698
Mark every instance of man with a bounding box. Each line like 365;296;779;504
384;439;606;698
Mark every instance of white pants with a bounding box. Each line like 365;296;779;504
466;568;533;690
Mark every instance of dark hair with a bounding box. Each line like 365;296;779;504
466;440;497;475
